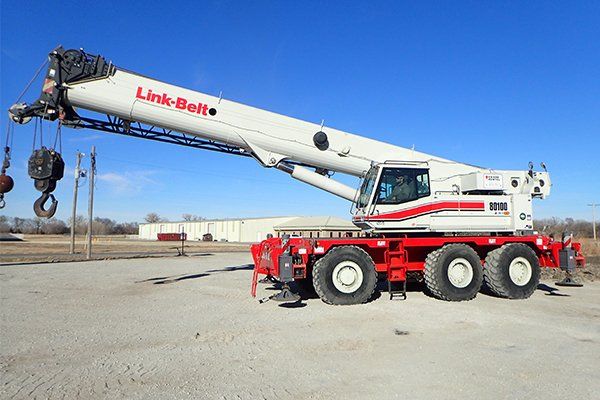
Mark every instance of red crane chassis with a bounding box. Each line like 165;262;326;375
251;234;585;304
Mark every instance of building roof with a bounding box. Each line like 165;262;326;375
274;216;360;231
139;216;296;225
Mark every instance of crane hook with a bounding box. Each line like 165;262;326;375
33;192;58;218
0;173;14;209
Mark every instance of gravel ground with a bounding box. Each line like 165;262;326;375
1;253;599;400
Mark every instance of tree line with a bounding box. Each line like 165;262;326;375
1;215;595;237
533;218;597;238
143;213;206;223
0;215;139;235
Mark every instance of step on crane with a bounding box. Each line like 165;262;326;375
6;46;585;304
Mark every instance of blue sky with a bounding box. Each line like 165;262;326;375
1;1;598;222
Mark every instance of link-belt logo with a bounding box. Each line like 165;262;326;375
135;86;217;116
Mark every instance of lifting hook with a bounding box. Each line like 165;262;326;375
0;173;14;209
33;192;58;218
0;145;14;209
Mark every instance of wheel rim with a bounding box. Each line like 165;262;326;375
332;261;364;293
509;256;532;286
446;258;474;288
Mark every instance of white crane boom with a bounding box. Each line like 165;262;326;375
9;47;550;234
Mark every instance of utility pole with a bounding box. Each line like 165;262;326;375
589;203;599;240
69;152;84;254
86;146;96;259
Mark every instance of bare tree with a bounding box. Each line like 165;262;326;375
67;215;87;235
32;217;44;234
0;216;10;233
92;217;117;235
11;217;25;233
4;216;140;235
41;219;68;234
15;219;37;234
534;218;594;238
182;214;205;221
144;213;163;223
113;222;139;234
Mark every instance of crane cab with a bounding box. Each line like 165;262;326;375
353;163;433;233
352;162;534;235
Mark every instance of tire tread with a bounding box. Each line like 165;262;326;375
483;243;539;299
424;243;481;302
313;245;377;305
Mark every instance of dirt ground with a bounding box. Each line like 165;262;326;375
1;253;599;399
0;235;249;264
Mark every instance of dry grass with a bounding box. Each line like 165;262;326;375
0;234;250;263
541;237;600;282
578;237;600;257
3;235;599;280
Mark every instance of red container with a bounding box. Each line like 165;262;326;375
157;233;187;241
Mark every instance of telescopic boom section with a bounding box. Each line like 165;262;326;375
10;46;479;201
10;46;551;235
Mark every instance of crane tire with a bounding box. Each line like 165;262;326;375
424;243;483;301
312;246;377;305
483;243;540;299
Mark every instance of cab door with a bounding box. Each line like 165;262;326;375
367;167;433;230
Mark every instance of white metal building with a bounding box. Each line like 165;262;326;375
273;216;361;238
138;216;297;242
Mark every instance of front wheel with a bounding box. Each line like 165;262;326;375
312;246;377;305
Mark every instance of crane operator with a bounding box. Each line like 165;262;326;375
386;174;415;203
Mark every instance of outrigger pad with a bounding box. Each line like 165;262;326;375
271;287;301;303
258;275;279;284
555;276;584;287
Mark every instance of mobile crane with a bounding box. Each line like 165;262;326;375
6;46;584;305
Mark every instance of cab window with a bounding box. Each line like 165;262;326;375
356;166;378;208
376;168;430;205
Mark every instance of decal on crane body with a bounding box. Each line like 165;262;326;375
489;201;509;211
360;201;486;221
135;86;216;116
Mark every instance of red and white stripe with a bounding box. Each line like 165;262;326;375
562;233;572;248
42;78;55;94
359;201;485;222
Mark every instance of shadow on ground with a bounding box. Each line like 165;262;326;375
537;283;571;297
153;274;210;284
136;264;253;285
206;265;254;273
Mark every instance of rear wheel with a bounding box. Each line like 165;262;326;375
424;244;483;301
483;243;540;299
313;246;377;305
